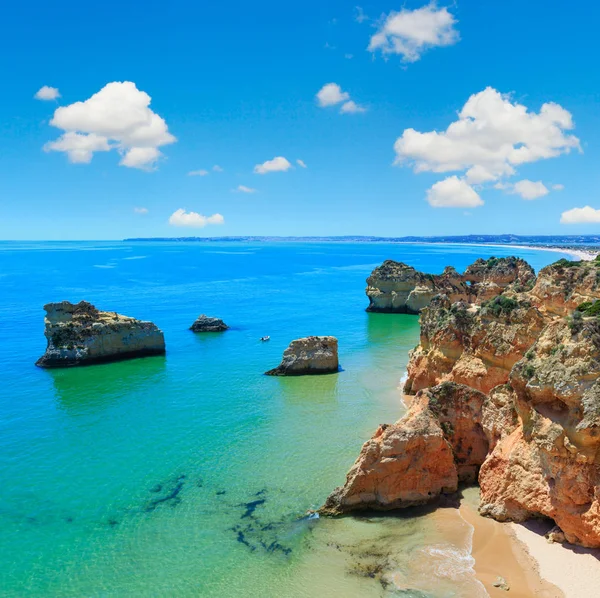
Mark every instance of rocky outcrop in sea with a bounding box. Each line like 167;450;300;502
325;255;600;548
266;336;339;376
365;256;535;313
190;315;229;332
36;301;166;367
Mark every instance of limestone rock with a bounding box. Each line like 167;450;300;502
320;383;488;514
365;256;535;314
404;295;546;395
479;318;600;547
36;301;165;368
190;314;229;332
265;336;339;376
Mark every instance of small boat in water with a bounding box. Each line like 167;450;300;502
260;336;270;342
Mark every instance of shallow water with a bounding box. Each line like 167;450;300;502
0;241;570;597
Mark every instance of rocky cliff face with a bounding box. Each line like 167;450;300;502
36;301;166;367
190;314;229;332
365;256;534;313
326;256;600;547
265;336;339;376
321;383;488;514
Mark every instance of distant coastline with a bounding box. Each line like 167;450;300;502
123;234;600;261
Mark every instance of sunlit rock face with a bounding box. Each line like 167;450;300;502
265;336;339;376
36;301;165;367
190;314;229;332
479;318;600;547
365;256;535;314
327;255;600;547
320;383;488;515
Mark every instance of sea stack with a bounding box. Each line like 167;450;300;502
265;336;339;376
36;301;166;368
190;314;229;332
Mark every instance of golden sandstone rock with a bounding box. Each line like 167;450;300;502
324;255;600;548
36;301;165;367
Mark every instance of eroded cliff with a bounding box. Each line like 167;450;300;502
325;255;600;547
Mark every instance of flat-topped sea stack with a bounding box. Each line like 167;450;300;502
324;255;600;547
36;301;165;368
190;314;229;332
266;336;339;376
365;256;535;313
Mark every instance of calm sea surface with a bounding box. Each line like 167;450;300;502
0;241;570;597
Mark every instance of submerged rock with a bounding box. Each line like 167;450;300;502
190;314;229;332
36;301;165;367
265;336;339;376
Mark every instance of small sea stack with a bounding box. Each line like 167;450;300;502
189;314;229;333
265;336;339;376
36;301;166;368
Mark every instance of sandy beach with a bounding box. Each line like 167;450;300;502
510;520;600;598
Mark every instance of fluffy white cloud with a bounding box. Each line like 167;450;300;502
369;3;459;62
235;185;257;193
355;6;368;23
296;159;307;168
511;179;549;200
188;169;209;176
395;88;580;182
44;132;111;163
44;81;176;170
213;165;224;172
35;86;61;101
316;83;366;115
395;87;580;205
340;100;367;114
169;209;224;227
560;206;600;224
552;183;565;191
426;176;483;208
254;156;292;174
316;83;349;107
134;207;149;214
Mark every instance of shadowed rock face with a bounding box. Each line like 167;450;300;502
321;383;488;515
265;336;339;376
365;256;535;314
190;314;229;332
36;301;165;367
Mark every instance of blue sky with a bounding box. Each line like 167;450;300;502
1;0;600;240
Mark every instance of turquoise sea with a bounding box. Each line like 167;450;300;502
0;241;571;597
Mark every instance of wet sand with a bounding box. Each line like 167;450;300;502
459;500;563;597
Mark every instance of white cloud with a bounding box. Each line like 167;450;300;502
296;159;307;168
511;179;549;200
169;209;224;228
552;183;565;191
316;83;366;115
235;185;257;193
35;86;61;101
254;156;292;174
369;3;459;62
134;207;149;214
213;165;223;172
394;87;581;202
44;132;111;164
44;81;175;170
340;100;367;114
560;206;600;224
188;169;209;176
316;83;349;107
426;176;483;208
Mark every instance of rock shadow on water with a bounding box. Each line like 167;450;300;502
270;373;341;406
49;355;167;412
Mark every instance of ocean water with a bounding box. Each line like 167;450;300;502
0;241;570;597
